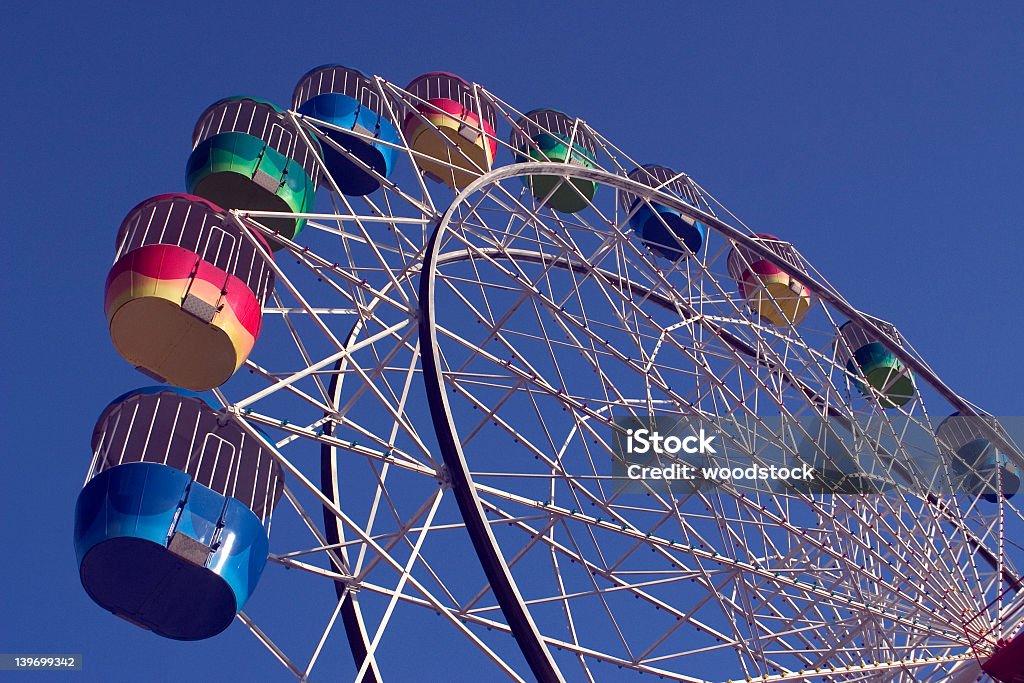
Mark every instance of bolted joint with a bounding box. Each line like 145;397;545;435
436;464;452;489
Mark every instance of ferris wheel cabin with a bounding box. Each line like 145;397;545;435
727;234;812;326
186;96;320;245
292;65;400;196
509;109;597;213
836;318;916;408
789;419;895;494
74;387;283;640
982;630;1024;682
104;194;275;391
621;165;707;261
403;72;497;189
936;413;1021;502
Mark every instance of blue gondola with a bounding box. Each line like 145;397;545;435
74;387;283;639
936;412;1020;502
293;65;400;196
621;165;707;261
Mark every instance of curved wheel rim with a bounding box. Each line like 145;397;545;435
418;164;1024;681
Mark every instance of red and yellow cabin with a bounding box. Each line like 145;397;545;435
403;72;497;189
727;234;812;327
105;194;275;390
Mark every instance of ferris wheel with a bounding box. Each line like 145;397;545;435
76;64;1024;682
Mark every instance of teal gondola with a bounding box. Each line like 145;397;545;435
186;96;321;246
509;109;597;213
836;318;916;408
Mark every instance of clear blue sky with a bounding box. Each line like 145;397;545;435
2;2;1022;681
